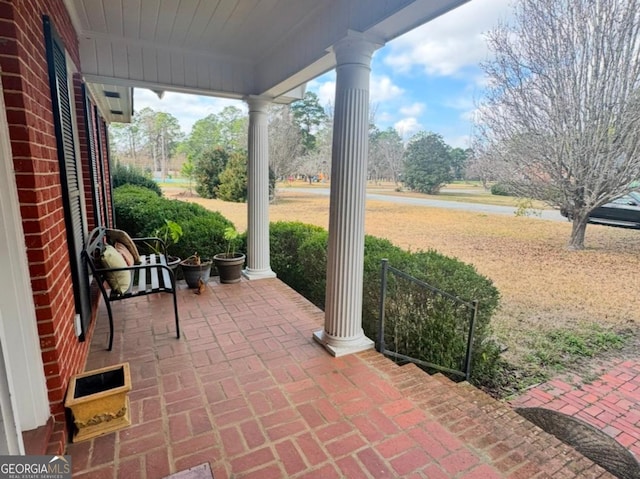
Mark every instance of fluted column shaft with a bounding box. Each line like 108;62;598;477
244;96;276;280
313;36;379;356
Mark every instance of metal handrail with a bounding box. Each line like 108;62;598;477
377;258;479;381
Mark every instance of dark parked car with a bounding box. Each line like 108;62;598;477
561;191;640;229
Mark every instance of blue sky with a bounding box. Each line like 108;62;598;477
134;0;512;149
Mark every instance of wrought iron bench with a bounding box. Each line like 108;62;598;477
84;226;180;350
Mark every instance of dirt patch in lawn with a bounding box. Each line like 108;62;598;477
164;186;640;379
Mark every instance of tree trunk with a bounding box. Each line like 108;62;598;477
160;130;166;181
568;215;588;250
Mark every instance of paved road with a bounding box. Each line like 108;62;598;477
283;187;566;222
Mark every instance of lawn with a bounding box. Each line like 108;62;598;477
164;184;640;389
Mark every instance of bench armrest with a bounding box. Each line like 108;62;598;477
132;236;168;256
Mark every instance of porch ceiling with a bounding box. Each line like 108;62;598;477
64;0;468;119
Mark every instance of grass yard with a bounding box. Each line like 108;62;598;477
164;184;640;392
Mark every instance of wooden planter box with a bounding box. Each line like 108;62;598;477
64;362;132;442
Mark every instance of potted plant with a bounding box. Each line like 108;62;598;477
180;252;213;288
64;362;132;442
213;226;245;284
146;219;183;270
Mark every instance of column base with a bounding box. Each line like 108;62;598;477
242;268;277;280
313;330;374;357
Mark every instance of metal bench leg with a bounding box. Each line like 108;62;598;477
104;299;115;351
172;290;180;339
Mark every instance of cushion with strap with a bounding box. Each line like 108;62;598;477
101;244;132;294
106;228;141;264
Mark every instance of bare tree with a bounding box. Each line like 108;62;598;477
298;125;332;183
475;0;640;249
109;121;143;167
465;148;501;189
268;105;304;181
369;127;405;184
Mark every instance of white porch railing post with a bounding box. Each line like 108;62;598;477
313;34;381;356
244;96;276;280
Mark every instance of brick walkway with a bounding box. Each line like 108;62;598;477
66;278;612;478
510;360;640;460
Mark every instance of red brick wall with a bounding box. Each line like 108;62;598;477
0;0;96;426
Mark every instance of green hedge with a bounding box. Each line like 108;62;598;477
112;163;162;196
490;182;514;196
269;221;501;383
113;185;236;261
269;222;326;304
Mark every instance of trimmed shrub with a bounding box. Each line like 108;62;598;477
296;230;329;308
270;221;501;384
363;249;500;381
490;182;514;196
113;185;236;260
112;163;162;196
269;222;325;294
175;215;233;261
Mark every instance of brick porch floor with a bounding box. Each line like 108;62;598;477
66;278;612;478
511;360;640;460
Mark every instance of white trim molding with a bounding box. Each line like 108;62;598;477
0;72;50;439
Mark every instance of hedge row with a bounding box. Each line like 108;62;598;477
112;185;502;383
269;222;501;383
113;185;237;261
112;163;163;196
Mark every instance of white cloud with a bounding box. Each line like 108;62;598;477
317;81;336;109
307;72;336;109
394;117;422;140
444;134;471;149
309;73;403;110
377;111;394;123
370;75;403;103
399;102;425;117
443;96;474;111
133;89;245;135
383;0;512;76
460;107;479;123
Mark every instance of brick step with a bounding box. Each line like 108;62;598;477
22;417;54;455
359;351;614;478
21;417;66;456
45;420;66;455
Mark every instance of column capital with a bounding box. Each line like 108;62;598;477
331;31;384;66
244;95;273;112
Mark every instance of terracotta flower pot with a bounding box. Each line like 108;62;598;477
180;258;213;288
213;253;245;284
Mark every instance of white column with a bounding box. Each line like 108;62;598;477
243;96;276;280
313;35;380;357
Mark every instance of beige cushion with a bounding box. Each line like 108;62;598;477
101;244;132;294
106;229;141;264
114;242;134;266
